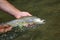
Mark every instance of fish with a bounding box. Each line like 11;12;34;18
0;16;45;40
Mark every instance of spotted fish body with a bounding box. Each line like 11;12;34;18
0;16;45;40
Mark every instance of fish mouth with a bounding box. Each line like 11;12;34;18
39;19;45;24
33;18;45;24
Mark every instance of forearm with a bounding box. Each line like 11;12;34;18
0;0;21;16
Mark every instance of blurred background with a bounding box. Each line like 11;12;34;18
0;0;60;40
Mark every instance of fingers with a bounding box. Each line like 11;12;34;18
15;11;32;19
21;12;32;16
0;28;4;33
4;26;12;32
0;25;12;33
4;25;12;32
0;25;5;33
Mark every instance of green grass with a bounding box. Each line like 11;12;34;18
0;0;60;40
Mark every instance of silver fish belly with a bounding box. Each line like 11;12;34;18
0;16;45;40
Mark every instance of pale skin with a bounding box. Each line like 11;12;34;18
0;0;32;33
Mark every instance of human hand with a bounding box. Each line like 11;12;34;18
0;24;12;33
0;12;32;33
14;11;32;18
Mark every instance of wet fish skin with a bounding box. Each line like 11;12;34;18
6;16;45;27
0;16;45;40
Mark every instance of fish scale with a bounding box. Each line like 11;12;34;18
0;16;45;40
